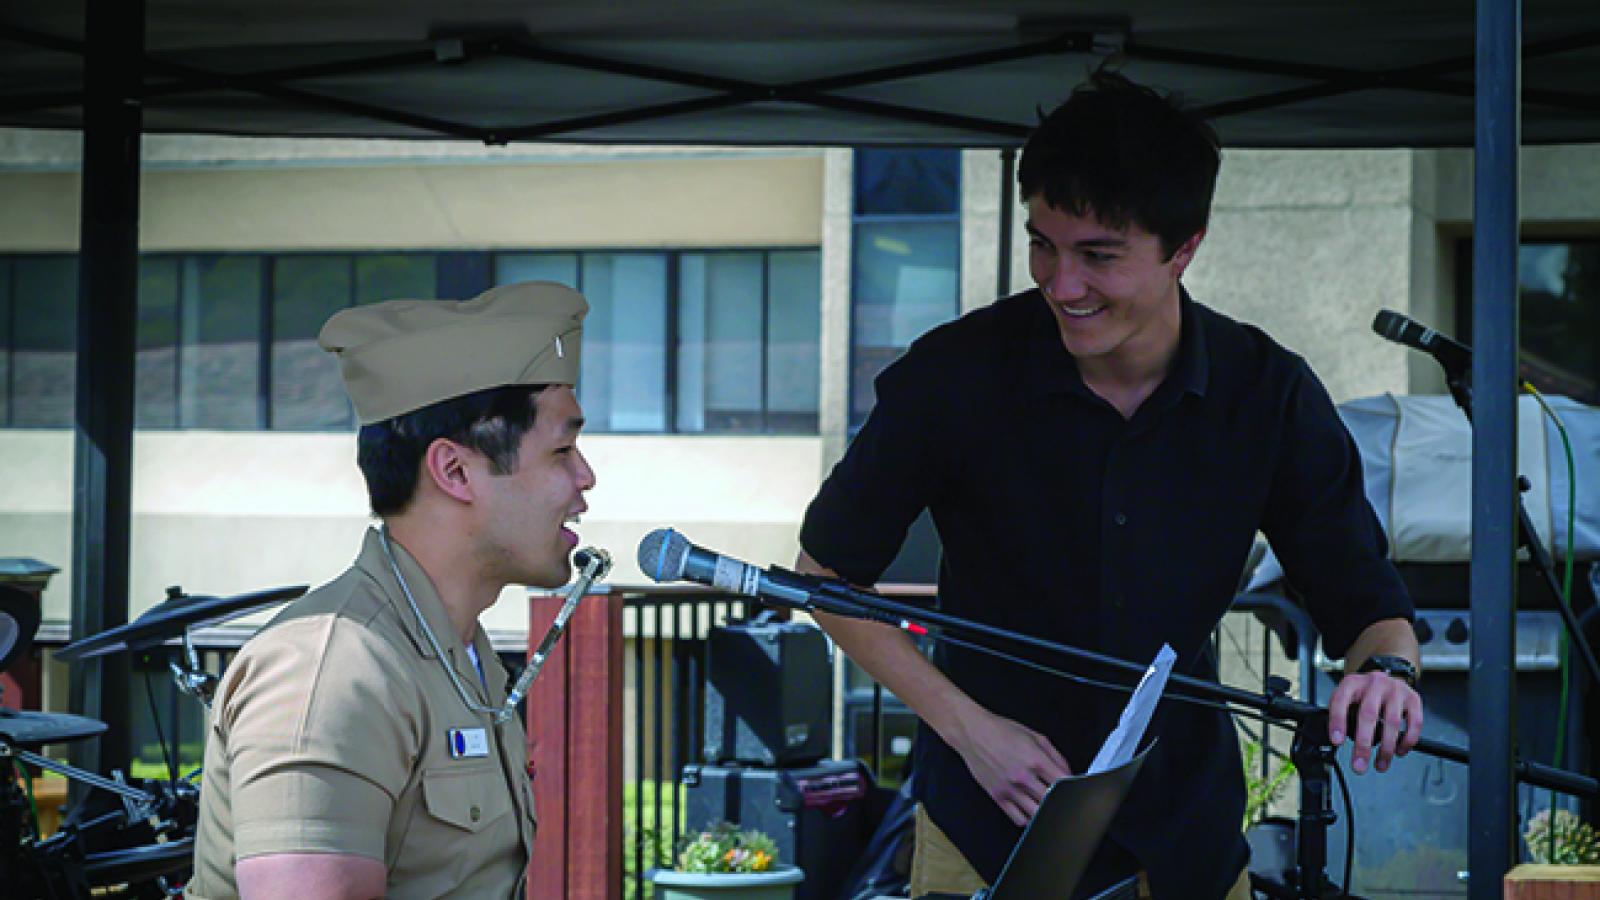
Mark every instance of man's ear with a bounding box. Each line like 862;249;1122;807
1169;228;1206;278
421;438;475;504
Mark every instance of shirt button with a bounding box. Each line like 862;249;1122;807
1114;512;1127;526
470;805;482;822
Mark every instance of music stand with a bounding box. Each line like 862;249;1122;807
915;742;1154;900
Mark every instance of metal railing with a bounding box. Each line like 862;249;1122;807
29;587;1323;899
617;590;754;898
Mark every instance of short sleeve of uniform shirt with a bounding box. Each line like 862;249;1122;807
216;608;423;861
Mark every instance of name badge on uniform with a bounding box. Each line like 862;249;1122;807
448;727;491;759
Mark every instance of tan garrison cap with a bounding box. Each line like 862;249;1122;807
319;281;587;424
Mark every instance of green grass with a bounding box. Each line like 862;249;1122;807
624;779;684;900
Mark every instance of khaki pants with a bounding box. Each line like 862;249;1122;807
909;805;1253;900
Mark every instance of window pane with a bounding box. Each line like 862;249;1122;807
580;253;667;432
1521;242;1600;404
678;253;763;432
272;256;353;430
854;149;960;215
766;250;821;431
179;255;262;430
136;258;179;428
11;256;78;427
851;221;960;425
355;254;435;305
495;253;579;289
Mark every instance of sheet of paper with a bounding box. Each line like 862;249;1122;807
1086;643;1176;776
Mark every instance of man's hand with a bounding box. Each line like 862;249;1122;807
949;709;1072;827
1327;670;1424;774
1331;617;1425;775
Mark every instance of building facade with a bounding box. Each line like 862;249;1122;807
0;130;1596;634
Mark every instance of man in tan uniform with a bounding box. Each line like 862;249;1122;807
187;282;596;899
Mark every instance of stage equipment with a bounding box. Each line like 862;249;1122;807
1313;609;1577;896
0;709;108;747
0;585;41;673
382;527;611;724
1371;309;1600;689
502;547;612;723
1;737;198;898
640;531;1598;899
704;611;832;766
684;759;872;900
57;583;307;713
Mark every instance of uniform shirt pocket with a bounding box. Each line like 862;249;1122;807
421;764;513;833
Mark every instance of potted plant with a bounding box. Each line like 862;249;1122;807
647;822;804;900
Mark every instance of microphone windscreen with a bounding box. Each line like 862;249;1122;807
1372;309;1407;339
637;528;691;583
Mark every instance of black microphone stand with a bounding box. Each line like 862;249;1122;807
751;573;1599;900
1437;358;1600;690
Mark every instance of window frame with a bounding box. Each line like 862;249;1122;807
491;246;822;436
1454;235;1600;406
0;248;823;435
848;148;963;431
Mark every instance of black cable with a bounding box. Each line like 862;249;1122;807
1332;760;1355;898
144;670;178;787
931;629;1241;718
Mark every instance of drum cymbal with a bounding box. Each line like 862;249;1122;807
55;585;307;662
0;708;107;747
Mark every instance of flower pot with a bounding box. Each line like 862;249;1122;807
647;864;804;900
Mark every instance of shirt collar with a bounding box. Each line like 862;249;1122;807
1026;287;1210;401
354;527;508;705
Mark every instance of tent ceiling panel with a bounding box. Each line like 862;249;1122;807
1;1;1596;147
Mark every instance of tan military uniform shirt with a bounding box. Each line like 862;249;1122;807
187;529;535;899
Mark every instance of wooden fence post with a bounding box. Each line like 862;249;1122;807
528;589;624;900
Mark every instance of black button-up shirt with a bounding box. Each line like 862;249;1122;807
801;289;1411;899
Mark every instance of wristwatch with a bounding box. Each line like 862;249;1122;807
1358;653;1419;688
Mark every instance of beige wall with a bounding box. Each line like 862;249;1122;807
0;150;823;252
0;136;831;632
0;430;824;631
5;134;1599;642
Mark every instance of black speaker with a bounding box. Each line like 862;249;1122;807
684;760;872;900
705;613;832;766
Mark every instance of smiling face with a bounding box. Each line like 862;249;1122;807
1026;197;1202;381
472;386;596;589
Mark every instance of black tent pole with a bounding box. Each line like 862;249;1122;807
67;0;142;787
1468;0;1520;892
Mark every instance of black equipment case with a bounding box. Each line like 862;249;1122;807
683;759;873;900
704;613;832;766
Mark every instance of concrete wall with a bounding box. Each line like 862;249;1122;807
4;132;1598;642
0;148;823;252
0;134;830;630
0;430;823;630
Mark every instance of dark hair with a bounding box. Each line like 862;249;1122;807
357;384;548;516
1018;68;1221;260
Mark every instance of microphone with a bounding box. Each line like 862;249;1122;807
637;528;817;607
1372;309;1472;375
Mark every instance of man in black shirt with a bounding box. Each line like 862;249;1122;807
798;72;1424;899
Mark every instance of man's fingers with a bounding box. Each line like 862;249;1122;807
1037;737;1072;778
1375;700;1404;773
1349;684;1381;774
1397;691;1425;756
1327;682;1355;746
997;797;1030;828
1010;772;1051;807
